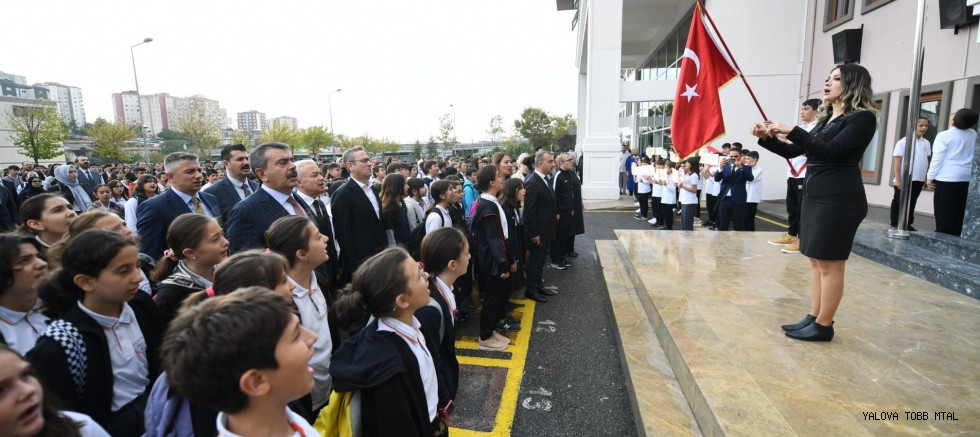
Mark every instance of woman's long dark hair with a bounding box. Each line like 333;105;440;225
421;227;467;275
0;234;41;295
498;178;524;210
332;247;414;336
181;250;289;309
380;173;407;214
151;214;219;282
265;215;315;268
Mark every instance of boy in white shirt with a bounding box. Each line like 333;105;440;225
889;117;931;231
743;151;763;231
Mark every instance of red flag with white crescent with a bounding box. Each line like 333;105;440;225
670;4;739;159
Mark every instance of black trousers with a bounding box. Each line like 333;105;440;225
889;181;924;227
786;177;804;236
526;236;550;293
718;197;747;231
478;273;508;340
636;192;651;218
551;211;572;263
933;181;970;236
745;203;758;231
705;194;718;224
694;190;702;218
651;196;662;224
659;204;674;229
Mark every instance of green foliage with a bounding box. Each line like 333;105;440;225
514;107;555;150
552;114;577;150
228;131;252;150
412;141;423;160
157;128;184;141
300;125;334;157
158;139;186;155
487;114;505;145
6;105;70;165
89;121;138;162
149;151;168;164
425;137;439;158
258;121;299;149
437;113;456;152
174;100;223;158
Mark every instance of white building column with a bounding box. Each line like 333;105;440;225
575;73;587;150
580;0;623;201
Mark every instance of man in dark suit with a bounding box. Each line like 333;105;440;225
714;148;754;231
0;176;17;232
226;142;303;253
2;165;21;202
204;144;258;225
74;156;103;197
137;152;220;260
550;153;575;268
331;146;386;284
293;159;339;288
522;150;558;303
558;152;585;258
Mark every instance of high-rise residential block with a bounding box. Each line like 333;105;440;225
238;110;266;133
271;116;298;130
40;82;87;126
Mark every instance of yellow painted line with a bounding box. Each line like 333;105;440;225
757;215;789;228
450;299;536;437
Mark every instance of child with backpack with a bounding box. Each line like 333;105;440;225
417;228;469;432
470;165;512;351
324;247;439;436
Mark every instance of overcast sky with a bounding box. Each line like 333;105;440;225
2;0;579;143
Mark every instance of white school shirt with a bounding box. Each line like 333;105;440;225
679;174;700;205
76;302;149;412
660;179;677;205
124;197;140;234
288;272;333;409
786;120;817;178
61;411;110;437
651;173;663;197
378;317;438;421
746;165;763;203
215;408;317;437
434;276;458;325
637;174;652;194
0;300;48;355
893;136;931;182
425;205;453;234
927;128;977;182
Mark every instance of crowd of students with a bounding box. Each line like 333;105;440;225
0;145;581;436
628;142;764;233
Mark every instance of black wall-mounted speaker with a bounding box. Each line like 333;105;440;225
832;29;862;64
939;0;979;29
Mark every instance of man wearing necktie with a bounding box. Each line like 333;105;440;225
74;156;102;197
227;142;303;253
522;150;559;303
293;159;339;289
205;144;258;225
137;152;220;260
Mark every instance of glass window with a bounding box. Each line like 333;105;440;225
860;96;889;184
862;0;894;14
824;0;854;31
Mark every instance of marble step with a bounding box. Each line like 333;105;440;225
595;240;703;437
908;231;980;266
852;230;980;300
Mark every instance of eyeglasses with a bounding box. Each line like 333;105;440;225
354;158;371;164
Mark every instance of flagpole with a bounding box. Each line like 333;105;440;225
696;0;769;121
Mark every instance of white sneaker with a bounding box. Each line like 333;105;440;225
632;202;639;207
647;218;657;225
635;208;641;213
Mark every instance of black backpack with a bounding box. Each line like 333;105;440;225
408;209;443;260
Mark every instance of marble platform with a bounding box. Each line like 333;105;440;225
603;230;980;437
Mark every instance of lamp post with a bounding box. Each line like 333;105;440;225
131;37;153;162
328;88;342;133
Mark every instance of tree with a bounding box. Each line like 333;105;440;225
552;114;577;150
337;134;361;152
412;141;423;160
487;115;505;146
425;137;439;158
157;128;184;141
228;131;252;149
174;100;223;159
514;107;555;150
378;138;401;155
301;125;335;158
158;139;186;155
6;105;70;165
88;121;138;162
437;113;456;154
258;121;300;149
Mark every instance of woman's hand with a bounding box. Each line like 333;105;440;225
501;272;510;279
510;261;518;273
765;121;794;136
750;123;769;139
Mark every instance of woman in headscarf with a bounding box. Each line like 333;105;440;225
17;174;47;205
48;165;92;212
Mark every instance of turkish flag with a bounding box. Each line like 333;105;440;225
670;5;739;159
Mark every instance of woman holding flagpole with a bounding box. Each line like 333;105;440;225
751;63;877;342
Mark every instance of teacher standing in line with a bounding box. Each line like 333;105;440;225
751;63;877;342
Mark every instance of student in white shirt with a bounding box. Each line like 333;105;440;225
743;151;763;231
926;108;978;237
678;159;700;230
633;157;653;221
649;159;664;226
265;216;335;414
161;287;319;437
889;117;931;231
425;180;453;234
330;248;441;435
0;234;49;356
658;162;678;230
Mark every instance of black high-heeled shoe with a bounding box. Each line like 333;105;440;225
781;314;816;332
785;321;834;341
